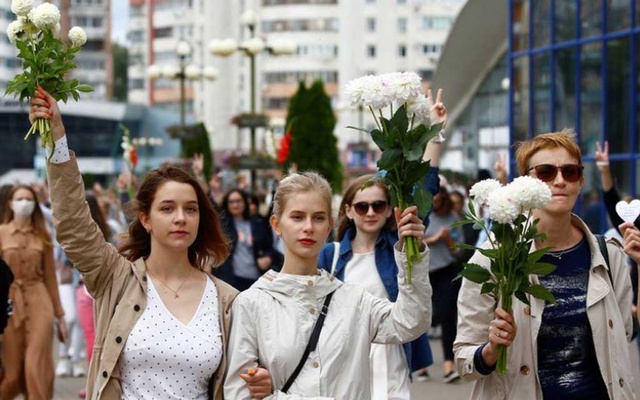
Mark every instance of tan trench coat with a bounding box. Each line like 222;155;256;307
48;155;237;400
454;215;635;399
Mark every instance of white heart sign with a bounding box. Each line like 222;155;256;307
615;200;640;223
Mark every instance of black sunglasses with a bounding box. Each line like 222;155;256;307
352;200;388;216
527;164;583;183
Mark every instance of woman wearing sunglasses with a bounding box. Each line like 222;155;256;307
316;174;437;399
454;130;634;399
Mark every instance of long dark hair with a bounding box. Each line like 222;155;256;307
336;175;394;241
0;184;14;224
118;165;230;270
86;191;113;242
5;184;51;246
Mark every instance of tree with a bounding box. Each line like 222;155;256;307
285;80;343;192
112;43;128;102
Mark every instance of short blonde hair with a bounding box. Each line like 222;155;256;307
514;129;582;176
272;171;333;217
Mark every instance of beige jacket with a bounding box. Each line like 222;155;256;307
48;156;238;400
454;215;635;400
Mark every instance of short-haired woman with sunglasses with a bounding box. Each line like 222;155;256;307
454;130;634;399
316;174;437;399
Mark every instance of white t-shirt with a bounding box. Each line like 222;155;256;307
118;276;223;399
343;252;411;400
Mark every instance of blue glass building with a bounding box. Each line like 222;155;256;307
435;0;640;232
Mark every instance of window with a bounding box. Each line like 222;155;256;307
367;45;376;58
398;44;407;57
366;18;376;32
397;17;407;33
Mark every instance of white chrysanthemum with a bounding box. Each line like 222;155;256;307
508;176;552;211
382;71;422;103
28;2;60;31
343;75;376;107
68;26;86;47
406;94;431;126
469;179;502;206
53;22;60;35
6;19;24;44
361;76;392;109
19;16;38;36
11;0;33;17
488;187;520;224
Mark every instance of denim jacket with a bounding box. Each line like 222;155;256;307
318;227;433;372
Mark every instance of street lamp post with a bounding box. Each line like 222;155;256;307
147;40;219;135
132;136;165;171
209;10;296;191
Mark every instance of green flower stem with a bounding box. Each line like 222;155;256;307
496;290;513;375
396;191;421;285
369;106;382;131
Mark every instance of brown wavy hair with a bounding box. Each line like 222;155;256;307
118;165;230;270
336;175;394;241
4;184;51;246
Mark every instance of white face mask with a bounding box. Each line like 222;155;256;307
11;199;36;217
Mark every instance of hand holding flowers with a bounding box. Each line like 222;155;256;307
454;176;555;374
5;0;92;156
344;72;445;283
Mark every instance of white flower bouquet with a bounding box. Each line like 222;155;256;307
454;176;555;374
344;72;443;283
5;0;93;154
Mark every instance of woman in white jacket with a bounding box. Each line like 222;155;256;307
224;171;433;399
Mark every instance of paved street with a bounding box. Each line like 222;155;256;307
50;338;640;399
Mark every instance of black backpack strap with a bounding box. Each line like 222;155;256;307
282;291;335;393
596;234;613;290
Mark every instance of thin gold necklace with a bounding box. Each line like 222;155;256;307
147;267;192;299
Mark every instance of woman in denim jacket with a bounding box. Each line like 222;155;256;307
318;171;438;399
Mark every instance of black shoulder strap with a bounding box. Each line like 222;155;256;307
596;234;613;290
282;291;335;393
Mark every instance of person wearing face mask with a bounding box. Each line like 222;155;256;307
0;184;67;400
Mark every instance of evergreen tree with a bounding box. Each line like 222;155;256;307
285;80;343;192
112;43;128;102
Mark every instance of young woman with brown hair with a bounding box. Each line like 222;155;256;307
29;87;271;400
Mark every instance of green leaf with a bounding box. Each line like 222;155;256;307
76;84;93;93
389;105;409;135
377;148;402;170
523;262;556;276
478;248;500;259
526;247;553;264
413;187;433;220
346;125;370;133
524;284;556;304
403;141;425;161
514;290;531;306
455;243;479;250
459;263;492;284
480;282;496;295
370;129;386;151
404;160;431;187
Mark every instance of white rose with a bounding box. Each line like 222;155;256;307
28;3;60;32
469;179;502;206
11;0;33;17
6;19;24;44
508;176;552;211
488;187;520;224
68;26;87;47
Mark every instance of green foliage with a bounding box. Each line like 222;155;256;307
5;30;93;104
284;80;343;192
352;105;440;220
112;43;128;101
180;123;213;182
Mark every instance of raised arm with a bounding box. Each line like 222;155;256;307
30;87;130;298
365;206;432;344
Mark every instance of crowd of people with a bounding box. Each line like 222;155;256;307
0;85;639;400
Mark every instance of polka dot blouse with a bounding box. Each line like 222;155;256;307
118;276;223;399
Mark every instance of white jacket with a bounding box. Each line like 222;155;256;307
224;244;432;399
454;215;635;399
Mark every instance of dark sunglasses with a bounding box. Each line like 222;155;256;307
527;164;584;183
352;200;388;216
